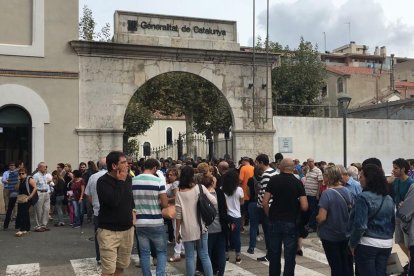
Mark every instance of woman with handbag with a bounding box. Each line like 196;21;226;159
15;168;37;237
175;165;217;276
166;167;185;263
348;164;395;276
316;165;353;276
202;172;227;276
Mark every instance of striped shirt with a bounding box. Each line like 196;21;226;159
257;167;278;208
132;173;166;227
304;167;323;196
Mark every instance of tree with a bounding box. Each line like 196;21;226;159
79;5;111;42
269;37;326;116
123;102;154;153
132;72;232;156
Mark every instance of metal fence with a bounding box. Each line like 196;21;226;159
151;133;233;160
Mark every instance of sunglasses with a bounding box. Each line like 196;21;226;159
19;173;25;175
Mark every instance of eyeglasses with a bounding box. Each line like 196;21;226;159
19;173;25;175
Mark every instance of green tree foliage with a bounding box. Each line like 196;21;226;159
268;37;326;116
256;35;285;52
79;5;111;42
123;102;154;152
129;72;232;154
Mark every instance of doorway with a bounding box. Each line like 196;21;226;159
0;105;32;173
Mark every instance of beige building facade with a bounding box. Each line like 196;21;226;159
0;0;79;172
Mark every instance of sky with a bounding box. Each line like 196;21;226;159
79;0;414;57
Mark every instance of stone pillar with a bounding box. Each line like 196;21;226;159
76;129;124;162
232;129;275;161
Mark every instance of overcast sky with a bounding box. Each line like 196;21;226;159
79;0;414;57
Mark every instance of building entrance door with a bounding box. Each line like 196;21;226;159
0;106;32;173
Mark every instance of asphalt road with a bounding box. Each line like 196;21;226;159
0;210;408;276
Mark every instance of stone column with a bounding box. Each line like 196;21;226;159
232;129;275;161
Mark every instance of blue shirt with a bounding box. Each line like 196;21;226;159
318;187;353;242
345;177;362;200
1;170;18;191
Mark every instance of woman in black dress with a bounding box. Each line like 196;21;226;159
15;168;37;237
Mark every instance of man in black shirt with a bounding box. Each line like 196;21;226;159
263;158;308;276
97;151;135;276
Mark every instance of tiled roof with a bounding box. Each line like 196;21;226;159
396;81;414;88
326;65;388;76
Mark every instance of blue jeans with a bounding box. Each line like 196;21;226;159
208;232;226;276
307;196;318;229
227;216;241;254
321;239;353;276
55;195;65;223
268;221;298;276
72;200;83;226
136;226;167;276
354;244;391;276
184;233;213;276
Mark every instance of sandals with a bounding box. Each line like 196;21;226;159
168;256;181;262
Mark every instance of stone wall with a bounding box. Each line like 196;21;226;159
273;116;414;173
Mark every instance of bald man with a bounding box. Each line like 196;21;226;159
262;158;308;276
216;161;229;189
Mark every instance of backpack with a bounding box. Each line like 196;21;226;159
197;184;217;227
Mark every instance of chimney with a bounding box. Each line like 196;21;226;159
374;46;380;56
363;45;368;55
380;46;386;57
390;54;395;92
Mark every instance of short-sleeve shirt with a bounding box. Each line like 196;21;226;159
224;186;244;218
132;173;166;227
304;167;323;196
84;170;107;216
33;171;51;192
392;177;414;206
265;173;306;223
239;164;254;201
318;187;352;241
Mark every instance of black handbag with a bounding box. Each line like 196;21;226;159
25;177;39;205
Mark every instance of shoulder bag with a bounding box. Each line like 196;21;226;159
25;177;39;205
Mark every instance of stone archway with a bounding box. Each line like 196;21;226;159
72;42;276;161
71;12;278;161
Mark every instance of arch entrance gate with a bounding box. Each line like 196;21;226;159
71;11;277;161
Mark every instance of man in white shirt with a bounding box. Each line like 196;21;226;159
33;162;52;232
84;157;107;265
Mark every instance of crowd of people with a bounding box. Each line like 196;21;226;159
1;152;414;276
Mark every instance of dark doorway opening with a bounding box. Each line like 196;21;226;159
0;105;32;173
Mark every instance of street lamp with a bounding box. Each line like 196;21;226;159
337;93;352;167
